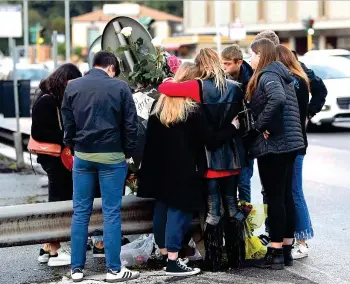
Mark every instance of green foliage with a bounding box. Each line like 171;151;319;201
58;42;66;57
114;36;168;87
73;46;83;58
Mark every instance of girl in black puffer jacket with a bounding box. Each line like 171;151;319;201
246;39;304;270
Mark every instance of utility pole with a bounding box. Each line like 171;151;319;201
10;38;25;169
214;0;221;53
23;0;29;59
65;0;71;62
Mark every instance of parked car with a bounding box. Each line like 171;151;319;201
304;49;350;60
7;64;50;95
300;56;350;128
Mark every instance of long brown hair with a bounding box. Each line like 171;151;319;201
246;39;276;100
276;44;310;91
195;48;227;94
153;62;198;127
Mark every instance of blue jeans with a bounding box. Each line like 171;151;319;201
292;154;314;241
206;175;242;225
153;201;192;253
238;160;254;202
71;156;128;271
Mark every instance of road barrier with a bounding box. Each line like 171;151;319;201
0;196;156;248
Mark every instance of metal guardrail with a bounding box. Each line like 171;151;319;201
0;195;156;248
0;126;29;149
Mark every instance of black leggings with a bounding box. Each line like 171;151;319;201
257;152;296;243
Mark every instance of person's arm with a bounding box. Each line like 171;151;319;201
193;107;240;151
255;73;286;133
158;79;201;103
300;62;327;118
121;84;138;159
61;85;76;150
31;96;63;144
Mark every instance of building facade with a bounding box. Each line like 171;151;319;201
72;3;183;50
184;0;350;54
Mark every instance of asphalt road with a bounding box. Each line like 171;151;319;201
0;126;349;284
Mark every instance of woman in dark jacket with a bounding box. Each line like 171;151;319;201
276;45;314;260
159;49;246;271
31;63;82;266
246;39;304;269
138;62;240;276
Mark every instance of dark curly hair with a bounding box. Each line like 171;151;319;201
39;63;82;102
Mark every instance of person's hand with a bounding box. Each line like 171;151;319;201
263;130;270;140
305;118;309;126
126;158;134;164
231;116;240;129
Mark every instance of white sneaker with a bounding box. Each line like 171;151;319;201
71;268;84;282
38;248;50;263
47;248;71;267
292;242;309;259
106;267;140;282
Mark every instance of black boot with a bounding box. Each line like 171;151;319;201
202;222;224;272
224;215;245;269
283;245;294;267
255;247;284;270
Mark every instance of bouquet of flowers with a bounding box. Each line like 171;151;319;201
239;202;267;260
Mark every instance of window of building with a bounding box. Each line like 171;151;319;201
258;0;266;22
230;1;240;22
287;0;297;22
206;0;214;26
319;0;328;19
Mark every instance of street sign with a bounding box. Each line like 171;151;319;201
229;23;246;41
0;5;22;38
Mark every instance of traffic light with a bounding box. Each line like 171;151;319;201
302;18;315;35
38;27;45;44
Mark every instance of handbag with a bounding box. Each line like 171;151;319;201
28;105;62;157
237;99;255;137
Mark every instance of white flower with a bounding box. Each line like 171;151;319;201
120;27;132;37
151;37;163;48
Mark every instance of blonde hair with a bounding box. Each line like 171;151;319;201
173;62;200;82
195;48;227;94
153;62;198;127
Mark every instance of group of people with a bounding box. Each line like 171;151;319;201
30;30;327;282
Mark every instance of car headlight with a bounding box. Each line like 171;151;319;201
321;105;331;111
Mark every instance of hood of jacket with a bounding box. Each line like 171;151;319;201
238;60;253;85
261;61;294;85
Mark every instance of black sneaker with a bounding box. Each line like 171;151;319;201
93;246;105;258
255;247;284;270
166;259;201;277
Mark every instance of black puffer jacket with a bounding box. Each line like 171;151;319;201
249;62;304;158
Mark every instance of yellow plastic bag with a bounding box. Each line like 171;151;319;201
245;235;267;259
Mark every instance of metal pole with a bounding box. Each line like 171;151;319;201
65;0;71;62
10;38;24;169
215;0;221;53
23;0;29;59
52;31;58;69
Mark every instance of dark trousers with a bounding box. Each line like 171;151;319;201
257;152;296;243
153;201;192;253
39;155;73;202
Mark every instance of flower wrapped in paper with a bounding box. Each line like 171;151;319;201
239;202;268;259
